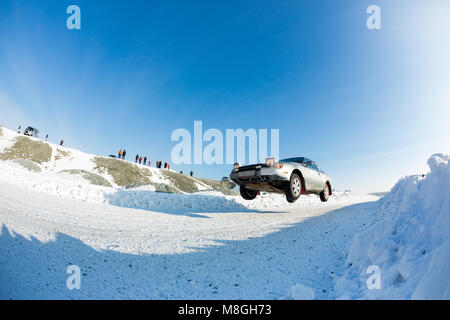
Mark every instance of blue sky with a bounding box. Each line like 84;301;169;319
1;0;449;192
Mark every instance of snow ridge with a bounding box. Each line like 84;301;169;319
334;153;450;299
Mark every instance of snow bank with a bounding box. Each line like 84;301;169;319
334;153;450;299
0;159;374;214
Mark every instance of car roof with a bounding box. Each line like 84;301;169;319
280;157;307;162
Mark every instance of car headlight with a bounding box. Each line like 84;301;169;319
272;163;283;169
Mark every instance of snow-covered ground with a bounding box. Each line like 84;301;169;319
0;126;379;299
0;179;377;299
1;126;447;299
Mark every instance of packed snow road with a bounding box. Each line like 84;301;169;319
0;180;378;299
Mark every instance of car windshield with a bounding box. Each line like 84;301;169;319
280;157;304;164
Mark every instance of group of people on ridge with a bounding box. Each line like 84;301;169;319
116;150;197;176
155;160;170;170
134;154;153;167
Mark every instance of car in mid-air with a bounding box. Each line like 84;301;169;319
23;126;40;138
229;157;332;203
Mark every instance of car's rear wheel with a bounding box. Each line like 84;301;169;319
320;184;330;202
285;173;302;203
240;185;258;200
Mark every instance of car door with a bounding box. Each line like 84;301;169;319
303;161;323;191
312;163;327;191
302;161;319;191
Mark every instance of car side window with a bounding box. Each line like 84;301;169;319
304;161;319;171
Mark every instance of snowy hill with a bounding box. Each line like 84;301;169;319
0;126;235;191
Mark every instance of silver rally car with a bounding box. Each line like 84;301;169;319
230;157;332;203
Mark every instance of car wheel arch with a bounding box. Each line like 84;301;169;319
326;181;332;195
291;169;306;194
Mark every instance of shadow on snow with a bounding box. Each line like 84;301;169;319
0;201;378;299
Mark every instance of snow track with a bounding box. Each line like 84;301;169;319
0;180;377;299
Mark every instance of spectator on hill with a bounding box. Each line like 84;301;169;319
118;149;122;158
60;139;64;146
139;156;143;164
148;160;151;167
164;162;167;169
135;154;139;163
190;171;193;177
17;125;21;133
167;164;170;170
45;134;48;141
143;156;147;165
122;149;126;159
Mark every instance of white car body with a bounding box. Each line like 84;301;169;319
230;157;332;202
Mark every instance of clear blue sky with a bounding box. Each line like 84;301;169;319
1;0;449;192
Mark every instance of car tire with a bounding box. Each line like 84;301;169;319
240;185;258;200
320;184;330;202
285;173;302;203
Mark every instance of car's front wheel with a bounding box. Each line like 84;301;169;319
240;185;258;200
284;173;302;203
320;184;330;202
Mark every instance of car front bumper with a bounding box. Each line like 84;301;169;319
230;167;290;184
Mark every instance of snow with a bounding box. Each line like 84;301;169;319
0;179;379;299
6;127;447;299
0;125;384;299
333;153;450;299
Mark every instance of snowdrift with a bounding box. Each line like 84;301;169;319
334;153;450;299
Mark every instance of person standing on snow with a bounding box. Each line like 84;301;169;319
143;156;147;165
164;162;167;169
60;139;64;146
118;149;122;158
122;149;126;160
139;156;143;164
167;164;170;170
190;171;193;177
135;154;139;163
